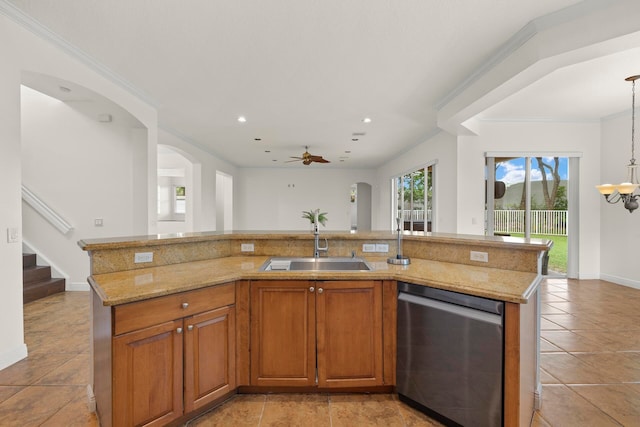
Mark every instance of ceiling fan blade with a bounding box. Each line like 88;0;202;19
285;159;302;163
309;155;330;163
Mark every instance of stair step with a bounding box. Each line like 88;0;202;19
23;265;52;284
23;278;66;304
23;253;37;269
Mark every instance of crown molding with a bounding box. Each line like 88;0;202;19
0;0;158;108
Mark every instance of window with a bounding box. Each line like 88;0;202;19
392;165;434;232
174;186;186;215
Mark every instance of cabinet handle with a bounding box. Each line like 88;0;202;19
176;327;183;334
318;288;324;294
181;302;189;309
309;286;315;293
187;325;194;331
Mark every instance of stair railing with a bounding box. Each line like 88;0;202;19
21;185;73;235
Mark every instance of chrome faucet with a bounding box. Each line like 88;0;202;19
313;209;329;258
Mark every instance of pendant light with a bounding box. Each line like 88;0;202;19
596;75;640;213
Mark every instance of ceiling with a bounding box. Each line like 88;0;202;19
9;0;638;168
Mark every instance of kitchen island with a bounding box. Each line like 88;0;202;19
80;231;550;427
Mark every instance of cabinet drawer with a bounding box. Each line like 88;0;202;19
114;283;235;335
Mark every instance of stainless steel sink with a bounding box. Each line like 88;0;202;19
259;257;373;272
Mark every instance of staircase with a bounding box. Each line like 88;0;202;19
22;253;65;303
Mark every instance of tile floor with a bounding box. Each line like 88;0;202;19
0;278;638;426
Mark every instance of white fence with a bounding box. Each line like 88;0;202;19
401;209;431;222
494;210;567;236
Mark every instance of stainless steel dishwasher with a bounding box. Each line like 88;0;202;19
397;282;504;427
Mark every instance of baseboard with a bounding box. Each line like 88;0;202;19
600;274;640;290
577;272;600;280
67;281;90;292
534;382;542;410
86;384;96;413
0;343;28;371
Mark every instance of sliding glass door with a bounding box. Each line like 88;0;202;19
486;155;570;276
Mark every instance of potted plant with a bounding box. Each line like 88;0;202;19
302;209;328;227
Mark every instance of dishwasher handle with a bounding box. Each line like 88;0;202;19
399;292;503;326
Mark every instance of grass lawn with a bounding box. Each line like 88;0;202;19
512;233;567;273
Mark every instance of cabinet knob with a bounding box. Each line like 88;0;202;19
309;286;315;293
187;325;194;331
181;302;189;309
176;327;183;334
318;288;324;294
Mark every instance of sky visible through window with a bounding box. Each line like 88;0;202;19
496;157;568;186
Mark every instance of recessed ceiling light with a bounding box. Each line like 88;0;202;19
362;117;372;123
352;138;359;142
254;138;262;141
237;116;247;123
272;159;277;162
345;150;351;154
265;150;271;153
352;132;366;136
340;160;345;162
59;86;71;93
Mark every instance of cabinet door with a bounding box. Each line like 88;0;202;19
250;280;316;386
184;305;236;412
113;319;183;427
316;280;384;387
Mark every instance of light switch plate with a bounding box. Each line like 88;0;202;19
6;227;19;243
241;243;255;252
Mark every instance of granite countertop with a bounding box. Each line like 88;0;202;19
78;230;552;252
89;255;540;306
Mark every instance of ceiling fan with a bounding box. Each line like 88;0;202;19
286;146;330;165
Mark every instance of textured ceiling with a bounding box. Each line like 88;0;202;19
12;0;634;168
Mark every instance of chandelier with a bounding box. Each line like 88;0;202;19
596;75;640;213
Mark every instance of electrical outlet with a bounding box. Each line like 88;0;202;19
375;243;389;253
241;243;255;252
470;251;489;262
94;218;103;227
362;244;376;252
134;252;154;263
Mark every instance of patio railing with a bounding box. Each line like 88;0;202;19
400;209;567;236
494;210;568;236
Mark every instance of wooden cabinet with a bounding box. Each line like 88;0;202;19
113;320;184;427
96;283;236;427
249;280;385;388
184;305;236;412
316;280;383;388
250;280;316;387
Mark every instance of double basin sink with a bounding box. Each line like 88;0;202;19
259;257;373;272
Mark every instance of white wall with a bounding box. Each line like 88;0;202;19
457;120;602;279
0;21;27;370
235;167;376;230
375;131;458;233
600;114;640;288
